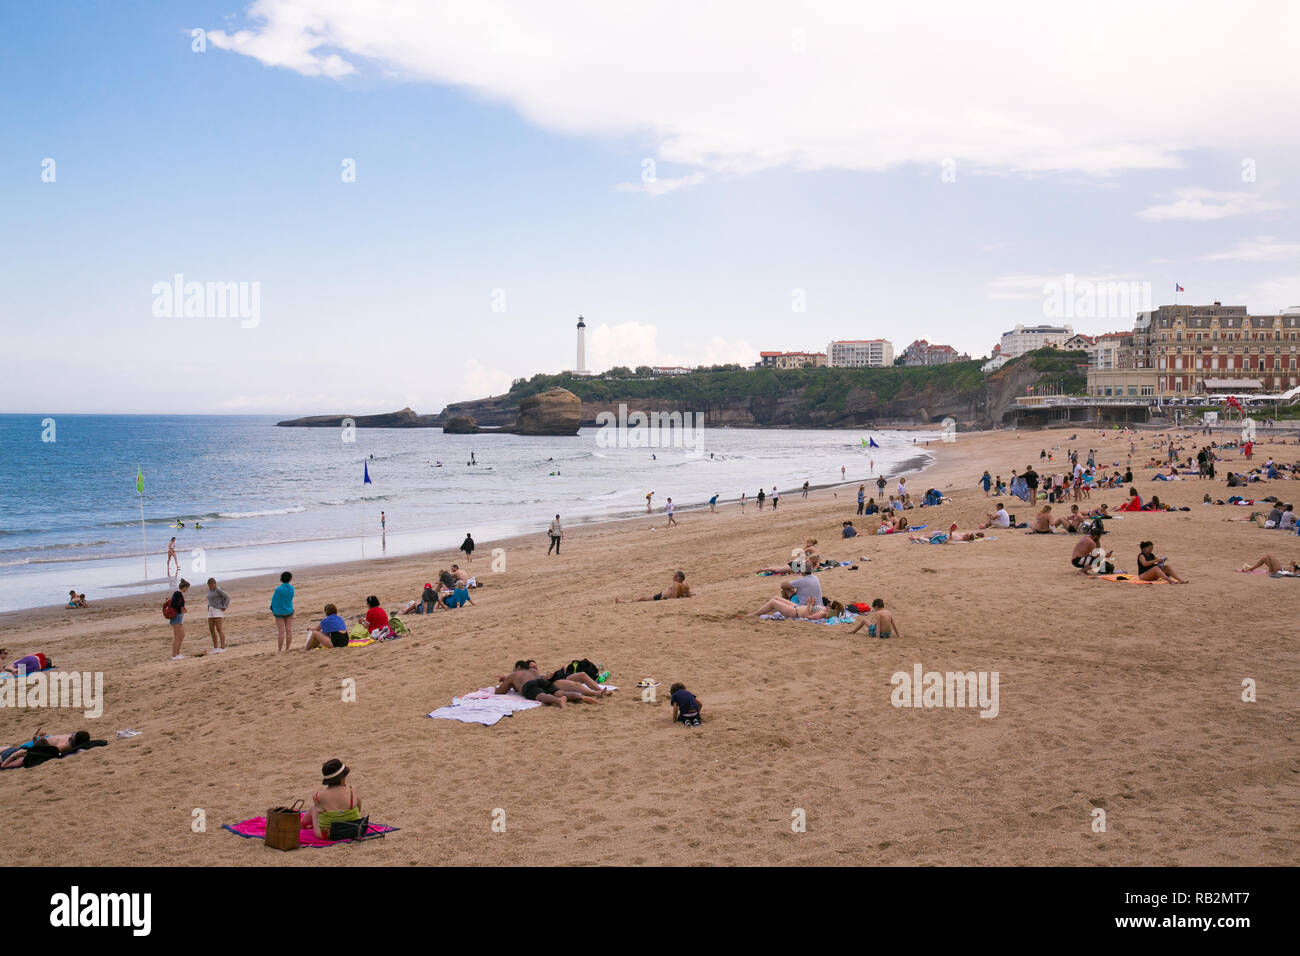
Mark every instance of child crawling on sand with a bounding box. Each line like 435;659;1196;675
670;683;702;726
847;598;900;640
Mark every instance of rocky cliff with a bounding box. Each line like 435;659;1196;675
277;406;441;428
511;388;582;435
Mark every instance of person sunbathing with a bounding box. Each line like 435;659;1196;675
526;660;611;699
449;564;478;588
1137;540;1187;583
493;662;568;706
615;570;691;603
1118;488;1143;511
750;596;843;620
1141;494;1166;511
307;759;364;840
2;652;50;676
1240;554;1300;575
1;728;91;769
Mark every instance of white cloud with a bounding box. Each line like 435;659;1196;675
1204;236;1300;262
587;321;753;371
207;1;1300;178
1236;275;1300;314
1137;188;1281;222
461;358;513;398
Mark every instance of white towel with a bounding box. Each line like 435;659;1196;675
426;689;541;726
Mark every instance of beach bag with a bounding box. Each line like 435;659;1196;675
265;799;305;851
562;659;599;682
162;600;177;621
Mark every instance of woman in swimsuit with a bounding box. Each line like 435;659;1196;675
750;597;844;620
308;758;364;839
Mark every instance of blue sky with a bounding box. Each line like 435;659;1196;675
2;0;1297;414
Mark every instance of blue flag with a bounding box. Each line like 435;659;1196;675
364;461;372;485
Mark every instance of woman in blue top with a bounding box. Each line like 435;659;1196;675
304;603;348;651
979;471;992;496
270;571;295;652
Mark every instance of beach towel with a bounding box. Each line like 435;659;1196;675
223;815;398;847
426;688;542;726
759;612;858;625
1097;574;1168;585
347;637;377;648
0;664;55;680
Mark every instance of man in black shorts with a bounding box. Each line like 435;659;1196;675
494;661;567;706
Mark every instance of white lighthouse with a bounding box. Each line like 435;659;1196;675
572;315;592;375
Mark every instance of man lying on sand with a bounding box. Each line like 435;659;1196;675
494;662;568;707
615;570;691;603
1;729;91;769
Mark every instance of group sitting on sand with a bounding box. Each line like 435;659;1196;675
65;590;88;608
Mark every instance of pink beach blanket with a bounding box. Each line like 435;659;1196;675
223;814;397;846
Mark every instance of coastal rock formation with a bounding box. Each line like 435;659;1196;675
277;407;441;428
442;415;481;434
509;387;582;436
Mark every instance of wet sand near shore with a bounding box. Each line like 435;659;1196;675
2;427;1297;866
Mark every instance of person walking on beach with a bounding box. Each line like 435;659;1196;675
548;515;563;554
979;471;991;497
757;488;765;511
857;484;866;514
740;492;746;513
168;579;189;660
271;571;295;652
646;491;654;513
876;475;887;498
771;487;779;510
708;493;718;513
460;533;475;563
167;537;179;577
802;480;809;499
206;577;230;653
665;498;678;527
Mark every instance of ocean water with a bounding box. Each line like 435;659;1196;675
0;414;939;612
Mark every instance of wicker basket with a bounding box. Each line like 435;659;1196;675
265;799;304;851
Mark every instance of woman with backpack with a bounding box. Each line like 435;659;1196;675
168;579;190;660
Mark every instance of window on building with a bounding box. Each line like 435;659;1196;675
1140;385;1154;396
1129;386;1139;396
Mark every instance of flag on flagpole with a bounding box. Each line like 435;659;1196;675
136;466;144;494
1176;284;1184;292
364;461;372;485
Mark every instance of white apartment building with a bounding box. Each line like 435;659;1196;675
999;324;1073;359
827;339;894;367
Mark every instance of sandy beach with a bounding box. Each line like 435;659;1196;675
2;426;1297;867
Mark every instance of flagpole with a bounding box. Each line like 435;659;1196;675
140;491;147;580
137;466;148;582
